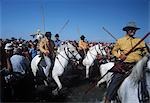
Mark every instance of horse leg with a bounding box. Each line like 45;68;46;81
97;78;106;87
52;75;62;89
86;66;90;78
43;67;50;77
97;65;107;86
52;74;62;95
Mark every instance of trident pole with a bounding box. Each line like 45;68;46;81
58;19;70;34
41;1;45;33
102;27;117;41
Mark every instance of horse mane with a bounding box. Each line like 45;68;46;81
89;44;97;51
129;54;149;85
57;41;76;53
57;43;67;52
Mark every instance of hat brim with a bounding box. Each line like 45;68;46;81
5;48;13;50
123;26;140;31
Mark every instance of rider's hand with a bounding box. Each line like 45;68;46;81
5;50;12;58
44;51;50;56
119;53;127;61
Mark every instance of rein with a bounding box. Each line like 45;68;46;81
88;45;107;62
67;47;80;62
56;46;80;69
98;45;108;63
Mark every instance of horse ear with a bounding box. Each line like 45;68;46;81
64;46;69;52
66;42;71;46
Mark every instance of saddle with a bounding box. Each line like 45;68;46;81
109;60;135;74
37;58;47;80
37;56;54;79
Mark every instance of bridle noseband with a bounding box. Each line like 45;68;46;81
88;44;107;60
56;46;80;69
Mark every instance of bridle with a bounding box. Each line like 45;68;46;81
56;46;80;69
88;44;107;61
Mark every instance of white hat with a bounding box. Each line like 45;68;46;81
19;44;22;47
4;43;13;50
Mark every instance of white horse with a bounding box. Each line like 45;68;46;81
52;42;82;94
82;44;107;78
98;54;150;103
117;54;150;103
97;62;114;87
30;42;71;83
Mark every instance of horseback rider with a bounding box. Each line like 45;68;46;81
78;35;89;59
104;22;148;103
54;33;62;51
39;32;55;77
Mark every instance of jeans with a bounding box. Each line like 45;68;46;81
105;73;128;100
43;55;51;77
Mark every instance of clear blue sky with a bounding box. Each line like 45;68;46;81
1;0;150;42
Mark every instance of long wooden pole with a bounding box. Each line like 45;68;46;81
41;1;45;33
58;19;70;34
102;27;117;41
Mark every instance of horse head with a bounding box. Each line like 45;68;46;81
36;33;44;40
86;44;107;60
65;42;82;62
96;44;107;56
129;54;150;84
82;44;107;78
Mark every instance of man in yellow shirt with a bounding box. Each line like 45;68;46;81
104;22;148;103
78;35;89;58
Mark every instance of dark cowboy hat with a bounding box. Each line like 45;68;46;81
80;35;85;39
45;32;52;37
123;22;140;31
55;34;59;37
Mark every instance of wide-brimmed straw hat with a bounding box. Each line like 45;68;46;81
123;22;140;31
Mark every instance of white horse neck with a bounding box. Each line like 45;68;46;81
87;45;99;58
56;47;69;62
129;55;149;84
83;45;100;66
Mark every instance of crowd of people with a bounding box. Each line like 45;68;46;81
0;30;113;101
0;21;149;102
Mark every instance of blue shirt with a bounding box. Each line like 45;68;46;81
54;39;62;47
10;54;30;75
29;48;37;59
